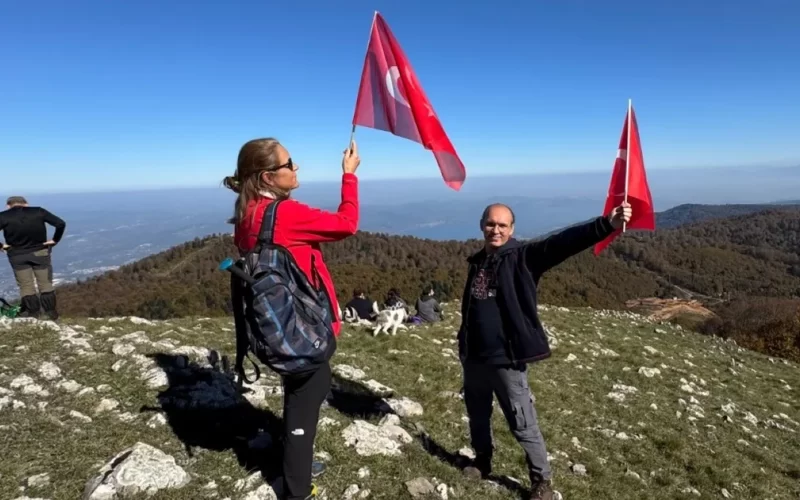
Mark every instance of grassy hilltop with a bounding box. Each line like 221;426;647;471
1;304;798;500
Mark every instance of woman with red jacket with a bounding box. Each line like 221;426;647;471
223;137;360;500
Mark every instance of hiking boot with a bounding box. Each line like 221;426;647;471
529;476;555;500
40;291;58;321
18;295;40;318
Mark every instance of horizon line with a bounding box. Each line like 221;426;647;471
9;163;800;196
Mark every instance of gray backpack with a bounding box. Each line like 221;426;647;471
227;200;336;380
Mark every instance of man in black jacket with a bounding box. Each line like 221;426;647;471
0;196;66;319
457;201;631;500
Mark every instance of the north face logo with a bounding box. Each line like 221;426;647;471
314;339;321;349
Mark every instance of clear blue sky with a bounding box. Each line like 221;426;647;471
2;0;799;193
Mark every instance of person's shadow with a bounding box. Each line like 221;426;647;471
325;372;394;419
139;352;284;484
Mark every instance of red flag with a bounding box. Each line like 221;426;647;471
594;102;655;255
352;12;466;190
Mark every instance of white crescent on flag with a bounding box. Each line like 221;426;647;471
385;66;410;107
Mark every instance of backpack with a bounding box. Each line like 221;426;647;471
228;199;336;381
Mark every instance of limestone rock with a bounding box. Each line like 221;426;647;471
82;442;190;499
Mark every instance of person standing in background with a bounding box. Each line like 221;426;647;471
0;196;66;320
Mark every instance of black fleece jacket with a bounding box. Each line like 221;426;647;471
457;216;616;365
0;206;66;257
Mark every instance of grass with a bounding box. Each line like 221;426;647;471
0;304;798;500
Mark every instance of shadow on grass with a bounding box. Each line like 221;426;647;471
414;427;531;499
139;352;284;483
325;373;394;420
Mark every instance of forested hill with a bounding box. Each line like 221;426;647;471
56;207;800;316
655;202;800;228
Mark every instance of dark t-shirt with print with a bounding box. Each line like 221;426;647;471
466;258;512;364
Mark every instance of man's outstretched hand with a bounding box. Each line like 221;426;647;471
1;244;8;252
608;201;633;230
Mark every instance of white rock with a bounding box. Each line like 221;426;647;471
147;414;167;428
458;447;476;460
625;469;641;481
10;375;49;397
58;379;83;393
565;354;578;362
638;367;661;378
333;365;366;381
26;472;51;488
112;343;136;357
342;484;360;500
382;397;423;417
362;379;393;397
94;398;119;414
234;472;262;492
358;467;370;479
241;483;278;500
38;362;62;380
70;410;93;423
341;418;412;456
82;442;190;499
128;317;155;326
571;464;587;476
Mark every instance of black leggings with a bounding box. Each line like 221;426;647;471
282;361;331;500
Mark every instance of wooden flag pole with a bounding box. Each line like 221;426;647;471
622;98;632;233
348;11;379;153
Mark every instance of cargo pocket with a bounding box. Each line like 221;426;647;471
512;401;529;431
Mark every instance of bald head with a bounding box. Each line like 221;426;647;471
480;203;515;251
480;203;515;226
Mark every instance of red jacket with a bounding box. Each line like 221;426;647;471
234;173;359;336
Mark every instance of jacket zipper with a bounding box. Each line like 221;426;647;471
462;262;476;360
494;256;517;364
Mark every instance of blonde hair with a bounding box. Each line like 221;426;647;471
222;138;291;224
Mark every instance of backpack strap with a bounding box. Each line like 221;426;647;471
230;270;260;386
256;199;283;248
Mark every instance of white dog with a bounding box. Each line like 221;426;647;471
372;302;408;336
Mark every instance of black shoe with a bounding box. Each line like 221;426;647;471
19;295;41;318
40;291;58;321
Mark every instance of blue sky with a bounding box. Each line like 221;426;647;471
2;0;799;193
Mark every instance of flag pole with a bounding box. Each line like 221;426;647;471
622;98;632;233
349;11;379;152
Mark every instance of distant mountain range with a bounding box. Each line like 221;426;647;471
54;204;800;361
1;199;798;299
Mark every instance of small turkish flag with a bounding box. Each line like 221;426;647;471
594;102;655;255
352;12;466;191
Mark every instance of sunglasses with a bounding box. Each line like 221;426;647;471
274;158;295;171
